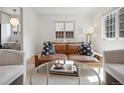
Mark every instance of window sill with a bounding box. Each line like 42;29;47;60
118;37;124;40
103;38;116;40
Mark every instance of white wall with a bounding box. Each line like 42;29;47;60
38;14;93;50
23;8;40;60
92;8;124;53
23;7;124;59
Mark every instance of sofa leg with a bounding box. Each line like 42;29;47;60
106;72;122;85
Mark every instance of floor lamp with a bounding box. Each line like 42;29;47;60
85;26;94;43
86;33;92;43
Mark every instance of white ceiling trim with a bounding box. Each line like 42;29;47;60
32;7;105;15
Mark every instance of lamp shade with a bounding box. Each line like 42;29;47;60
88;27;94;34
10;17;19;27
84;26;94;34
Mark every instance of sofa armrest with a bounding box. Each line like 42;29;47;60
103;49;124;64
94;52;103;60
35;54;39;67
0;49;24;65
94;52;103;67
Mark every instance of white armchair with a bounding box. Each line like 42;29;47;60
0;49;24;85
104;49;124;85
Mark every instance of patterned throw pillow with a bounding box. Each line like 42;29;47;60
47;41;56;53
79;41;93;56
41;41;56;57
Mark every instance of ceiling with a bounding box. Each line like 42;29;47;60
0;7;116;16
33;7;107;15
0;7;20;16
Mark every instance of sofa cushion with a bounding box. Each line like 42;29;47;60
0;65;24;85
66;43;80;54
50;54;68;60
53;43;66;54
38;54;67;62
105;63;124;84
68;54;97;62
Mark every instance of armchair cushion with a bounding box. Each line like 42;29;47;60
104;49;124;64
0;65;24;85
0;49;24;65
105;63;124;84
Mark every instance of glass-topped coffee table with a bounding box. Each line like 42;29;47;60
30;60;101;85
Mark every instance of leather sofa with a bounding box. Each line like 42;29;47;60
0;49;24;85
104;49;124;85
35;43;103;68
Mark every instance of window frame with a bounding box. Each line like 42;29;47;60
102;7;124;40
118;7;124;40
55;21;75;41
102;10;117;40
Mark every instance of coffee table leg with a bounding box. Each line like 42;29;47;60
92;69;101;85
78;63;80;85
47;63;49;85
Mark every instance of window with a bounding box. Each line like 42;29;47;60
119;7;124;37
103;12;116;39
103;7;124;40
10;25;20;42
11;25;20;36
55;21;74;40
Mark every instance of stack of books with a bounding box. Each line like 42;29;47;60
50;60;79;76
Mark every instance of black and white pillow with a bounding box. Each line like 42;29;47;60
47;41;56;53
41;42;56;57
79;41;93;56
